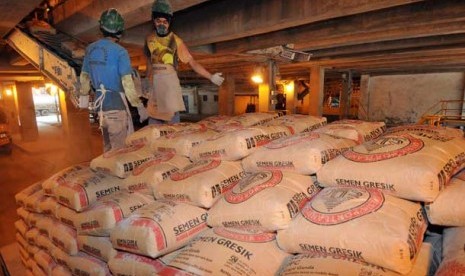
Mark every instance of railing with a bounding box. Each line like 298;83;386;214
418;100;465;126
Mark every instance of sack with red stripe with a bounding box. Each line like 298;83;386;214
110;200;208;258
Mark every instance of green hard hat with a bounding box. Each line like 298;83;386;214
99;8;125;34
152;0;173;16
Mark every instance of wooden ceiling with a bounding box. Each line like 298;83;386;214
2;0;465;84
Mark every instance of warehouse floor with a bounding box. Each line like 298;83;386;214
0;118;103;248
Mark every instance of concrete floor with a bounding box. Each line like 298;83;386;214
0;117;103;248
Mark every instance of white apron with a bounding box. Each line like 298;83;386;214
147;65;185;121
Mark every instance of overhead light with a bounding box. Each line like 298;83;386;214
251;66;265;84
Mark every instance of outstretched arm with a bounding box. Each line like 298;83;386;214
188;58;224;86
188;58;212;80
178;39;224;86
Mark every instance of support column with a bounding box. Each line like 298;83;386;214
340;70;353;119
462;72;465;118
308;66;325;116
218;74;235;116
258;83;270;113
1;82;19;134
59;90;95;163
15;82;38;142
359;74;370;120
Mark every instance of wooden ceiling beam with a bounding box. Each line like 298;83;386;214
309;34;465;58
52;0;209;42
173;0;423;46
0;0;42;38
279;47;465;73
122;0;423;47
214;1;465;54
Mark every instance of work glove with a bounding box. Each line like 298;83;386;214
137;105;149;123
210;72;225;86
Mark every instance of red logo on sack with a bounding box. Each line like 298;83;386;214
342;134;424;162
225;171;283;203
302;187;384;225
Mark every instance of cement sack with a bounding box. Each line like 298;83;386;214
435;227;465;276
51;265;72;276
19;243;29;260
425;170;465;226
35;215;55;237
210;120;245;133
25;266;34;276
207;171;321;231
49;220;78;255
108;251;176;275
16;232;28;251
25;227;40;245
25;258;35;270
189;126;292;161
197;115;232;129
242;132;356;175
125;122;201;146
276;186;427;275
77;235;117;262
31;261;48;276
15;182;42;207
226;112;282;127
42;163;89;196
122;152;191;195
27;244;40;258
36;234;54;252
276;242;432;276
34;249;57;275
55;204;79;228
17;207;31;224
23;189;48;213
26;212;46;228
386;124;465;138
314;119;386;144
90;144;155;178
49;245;70;268
15;219;29;237
317;128;465;202
110;200;208;258
53;169;124;211
38;196;60;217
76;191;154;236
158;227;290;276
67;252;111;276
150;128;218;157
153;160;246;208
265;114;327;133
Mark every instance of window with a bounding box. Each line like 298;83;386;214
202;95;208;102
214;95;218;102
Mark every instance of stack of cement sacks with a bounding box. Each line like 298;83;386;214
13;113;465;275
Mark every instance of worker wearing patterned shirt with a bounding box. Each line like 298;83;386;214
144;0;224;124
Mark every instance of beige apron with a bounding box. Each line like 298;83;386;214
147;65;185;121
